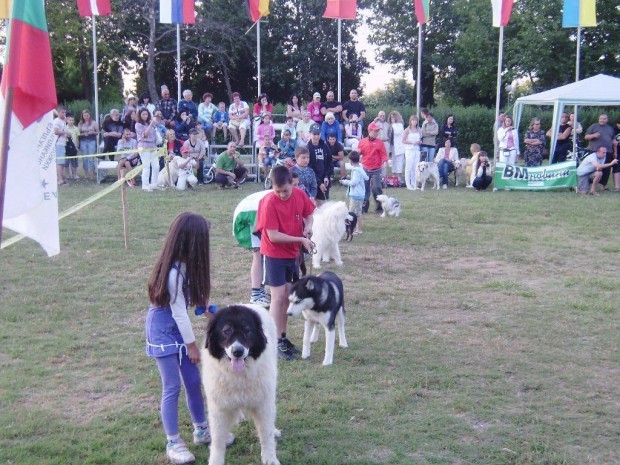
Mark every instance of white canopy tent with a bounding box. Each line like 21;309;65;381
513;74;620;157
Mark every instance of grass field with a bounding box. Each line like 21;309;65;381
1;179;619;465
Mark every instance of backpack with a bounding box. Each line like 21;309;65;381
385;175;401;188
66;136;78;158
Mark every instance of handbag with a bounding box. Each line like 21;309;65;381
385;175;401;188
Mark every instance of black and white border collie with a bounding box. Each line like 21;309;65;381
286;271;348;366
203;304;280;465
344;212;358;241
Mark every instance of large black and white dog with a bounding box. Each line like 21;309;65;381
286;271;348;366
203;304;280;465
344;212;358;241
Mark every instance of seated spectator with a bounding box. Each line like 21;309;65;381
576;146;617;195
122;110;136;136
212;101;229;140
153;110;167;146
277;129;296;160
158;85;177;124
291;146;317;200
137;91;156;116
228;92;251;145
181;128;208;184
281;116;297;144
434;138;459;189
174;145;198;191
175;110;192;141
215;141;247;189
253;93;273;120
117;128;139;185
160;128;182;171
307;92;323;124
255;113;275;148
287;94;304;124
321;112;342;143
320;91;343;126
258;134;281;179
102;109;124;161
178;89;198;120
342;89;366;126
122;94;137;120
198;92;217;134
296;111;313;147
344;114;362;151
471;151;493;191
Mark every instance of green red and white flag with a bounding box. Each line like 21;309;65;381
76;0;111;17
0;0;59;256
491;0;514;27
414;0;429;25
233;190;271;249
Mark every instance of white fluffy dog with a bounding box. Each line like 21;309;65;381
203;304;280;465
452;159;470;187
416;161;440;190
311;201;349;269
376;194;401;217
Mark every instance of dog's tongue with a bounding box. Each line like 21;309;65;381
231;358;245;372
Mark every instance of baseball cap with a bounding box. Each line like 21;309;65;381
310;124;321;134
367;122;381;131
313;92;321;99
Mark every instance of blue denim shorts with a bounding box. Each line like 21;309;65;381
56;145;67;165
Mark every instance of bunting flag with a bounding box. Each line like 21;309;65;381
76;0;111;17
0;0;11;19
1;0;59;256
323;0;357;20
160;0;195;24
562;0;596;27
491;0;514;27
413;0;429;25
247;0;270;22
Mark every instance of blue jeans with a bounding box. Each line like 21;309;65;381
421;145;435;162
437;159;454;186
80;139;97;171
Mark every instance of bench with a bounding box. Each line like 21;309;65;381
97;160;118;183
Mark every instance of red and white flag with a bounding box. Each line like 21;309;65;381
77;0;111;17
491;0;514;27
1;0;59;256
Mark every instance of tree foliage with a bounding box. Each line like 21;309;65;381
365;0;620;107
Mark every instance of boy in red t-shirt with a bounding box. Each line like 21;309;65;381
255;165;315;360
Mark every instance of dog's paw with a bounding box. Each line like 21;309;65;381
322;359;333;366
261;454;281;465
302;351;311;359
339;341;348;348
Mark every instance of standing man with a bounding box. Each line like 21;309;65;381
326;133;346;180
584;114;615;190
214;141;247;189
321;91;343;127
158;85;178;126
53;105;72;186
306;124;333;206
358;122;388;215
342;89;366;127
420;112;439;162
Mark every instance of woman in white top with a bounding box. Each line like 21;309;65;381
434;138;459;189
135;108;160;191
389;111;405;180
296;111;313;147
402;115;422;190
496;115;519;164
344;114;363;151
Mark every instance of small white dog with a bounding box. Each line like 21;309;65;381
311;201;349;269
452;159;470;187
416;161;440;190
376;194;401;217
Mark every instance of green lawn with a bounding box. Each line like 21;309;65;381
1;179;618;464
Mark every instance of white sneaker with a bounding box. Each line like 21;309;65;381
442;184;448;189
193;426;211;444
250;294;270;307
166;439;195;464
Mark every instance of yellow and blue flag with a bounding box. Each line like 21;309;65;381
562;0;596;27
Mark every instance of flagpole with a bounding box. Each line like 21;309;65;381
337;19;342;102
176;24;181;102
0;87;15;244
257;19;261;97
494;25;504;123
92;16;100;131
416;23;423;117
572;26;581;154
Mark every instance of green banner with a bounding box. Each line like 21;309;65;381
493;161;577;191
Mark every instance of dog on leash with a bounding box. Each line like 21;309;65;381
344;212;358;241
203;304;280;465
376;194;401;217
287;271;348;366
311;201;350;269
416;161;440;190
